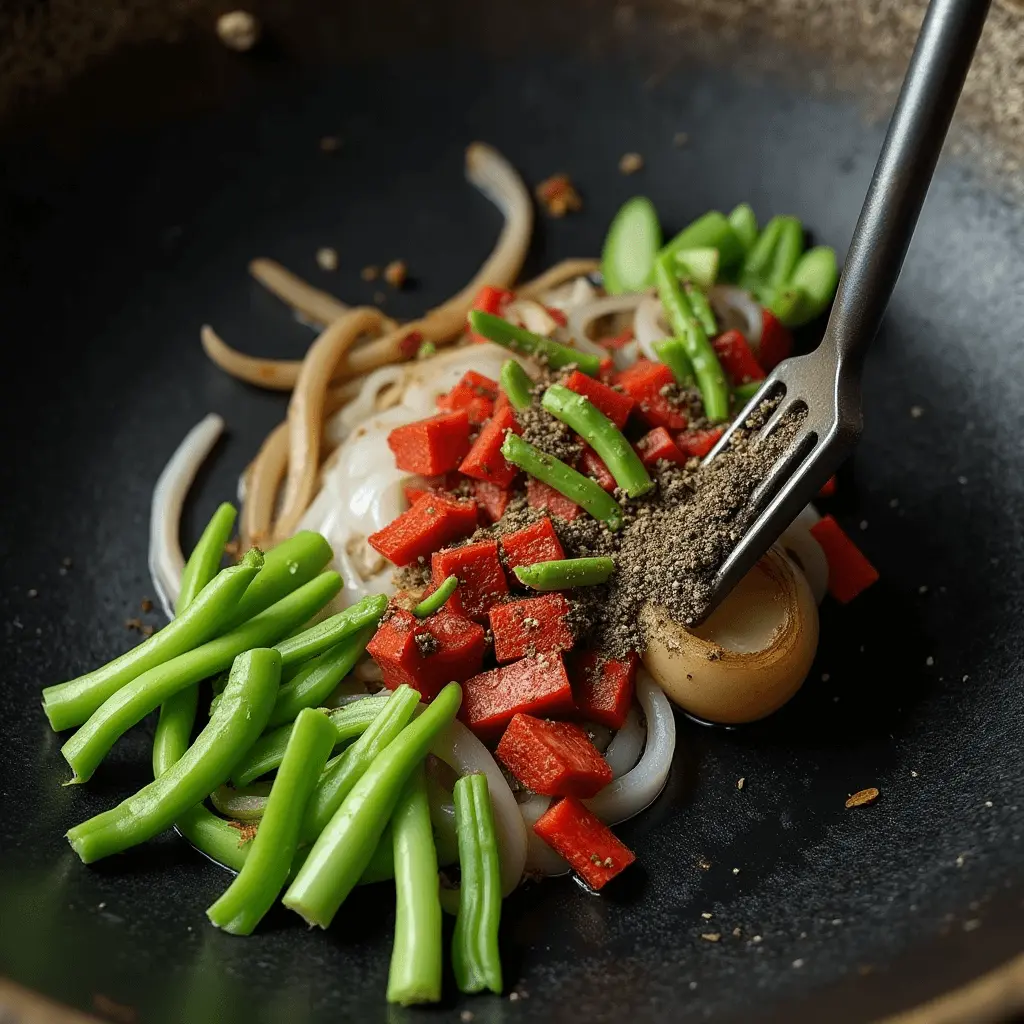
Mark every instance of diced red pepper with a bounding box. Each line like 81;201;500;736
712;329;766;386
398;330;424;360
493;391;511;416
469;286;515;343
431;539;509;621
471;480;512;525
387;410;472;476
526;478;583;521
818;475;837;498
533;797;636;890
496;714;612;798
546;306;568;327
614;359;688;431
597;356;616;383
675;427;724;459
367;608;486;699
488;594;573;663
809;514;880;603
573;651;638;729
635;427;687;468
578;445;616;492
401;471;463;508
601;327;635;351
758;309;793;371
459;404;522;488
436;371;499;425
563;369;635;429
368;492;477;567
461;652;576;739
500;518;565;574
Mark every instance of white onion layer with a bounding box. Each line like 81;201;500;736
603;705;645;780
633;294;670;362
518;793;569;876
708;285;763;347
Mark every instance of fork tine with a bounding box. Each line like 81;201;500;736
747;426;819;513
701;376;784;466
756;395;808;446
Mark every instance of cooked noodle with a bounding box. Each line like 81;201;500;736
518;258;600;299
248;257;350;326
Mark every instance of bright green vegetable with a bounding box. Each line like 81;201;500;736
209;782;271;822
683;280;718;336
767;216;805;289
43;549;265;732
66;648;281;863
513;556;615;590
498;359;534;412
733;380;765;404
451;773;503;995
207;707;338;935
468;311;602;376
500;434;622;530
653;338;696;387
417;340;437;360
601;196;662;294
768;287;806;325
302;685;421;841
61;571;341;784
413;576;458;618
728;203;759;254
740;214;786;294
174;809;253;872
283;683;462;928
660;211;744;270
783;246;840;326
541;384;652;498
274;593;387;674
653;257;729;422
672;247;719;289
386;764;443;1005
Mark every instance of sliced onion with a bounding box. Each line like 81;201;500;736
585;671;676;824
709;285;762;348
149;413;225;620
777;530;828;606
518;793;568;876
603;706;645;780
633;294;670;362
506;298;560;337
541;274;598;312
567;293;646;360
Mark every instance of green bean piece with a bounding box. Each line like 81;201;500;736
386;764;443;1005
672;246;719;289
767;216;805;289
468;311;602;377
301;685;421;841
61;571;341;784
740;214;786;294
42;549;265;733
225;530;333;629
727;203;759;254
601;196;662;294
274;593;387;673
152;686;200;783
653;338;697;388
209;782;271;822
233;696;390;787
653;257;730;423
660;211;744;270
767;286;807;326
207;708;338;935
283;683;462;928
784;246;840;326
176;808;253;871
541;385;653;498
733;380;766;404
359;826;396;884
413;576;458;618
500;434;622;530
683;280;718;336
498;359;534;412
513;556;616;590
66;648;282;863
451;773;503;995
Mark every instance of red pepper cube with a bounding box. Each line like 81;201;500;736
367;608;486;698
712;329;766;386
758;309;793;372
431;539;509;621
635;427;687;469
601;327;635;351
546;305;568;327
461;652;575;740
675;427;724;459
471;480;512;525
401;470;463;508
578;446;617;492
459;404;522;488
436;371;499;425
526;478;583;521
810;514;880;603
573;651;638;729
818;475;837;498
469;287;515;343
500;517;565;575
368;492;477;567
387;410;472;476
533;797;636;890
489;594;574;663
614;359;688;431
496;714;612;798
563;369;635;430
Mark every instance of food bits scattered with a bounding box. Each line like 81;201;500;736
361;265;380;282
845;787;880;809
384;259;408;288
316;248;339;271
125;618;155;637
215;10;261;52
618;152;644;175
910;405;924;418
535;174;582;217
701;932;721;942
27;588;38;598
227;819;258;844
736;777;745;790
140;597;153;613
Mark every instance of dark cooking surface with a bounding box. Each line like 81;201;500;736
2;28;1024;1024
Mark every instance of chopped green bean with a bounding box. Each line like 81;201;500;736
783;246;840;326
207;707;338;935
672;247;719;289
498;359;534;411
767;286;806;326
653;338;696;387
733;380;766;404
451;773;503;995
209;782;272;822
541;385;652;498
767;216;805;289
513;556;615;590
740;214;786;294
660;210;744;269
274;593;387;673
683;280;718;336
413;575;458;618
601;196;662;294
66;648;282;863
468;311;602;376
283;683;462;928
728;203;759;254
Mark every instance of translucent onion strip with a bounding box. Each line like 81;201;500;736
603;706;645;780
518;793;568;877
567;293;645;359
708;285;763;348
248;258;349;327
633;294;670;362
149;413;225;619
518;259;600;300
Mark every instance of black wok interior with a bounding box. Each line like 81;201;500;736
2;2;1024;1021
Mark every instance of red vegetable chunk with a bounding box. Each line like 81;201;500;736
459;404;522;488
573;651;638;729
366;608;486;698
469;286;515;343
471;480;512;525
489;594;573;663
809;514;880;603
368;493;477;567
431;539;509;621
436;371;499;424
401;471;463;508
533;797;636;890
675;427;724;459
818;475;837;498
614;359;688;430
758;309;793;371
496;714;612;798
387;410;472;475
578;445;617;492
500;517;565;574
526;478;583;521
563;369;635;429
635;427;687;468
712;329;766;386
461;652;575;739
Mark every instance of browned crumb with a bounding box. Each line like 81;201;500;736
619;152;645;175
125;618;144;633
319;135;342;153
701;933;721;942
140;597;153;613
673;131;690;148
383;259;408;288
698;857;712;871
733;926;743;937
535;174;583;217
737;777;746;790
361;264;380;282
227;820;259;845
316;247;339;271
215;10;260;52
845;787;880;809
223;537;242;559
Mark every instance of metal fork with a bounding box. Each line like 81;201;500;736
702;0;992;615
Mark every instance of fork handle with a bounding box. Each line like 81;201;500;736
824;0;991;372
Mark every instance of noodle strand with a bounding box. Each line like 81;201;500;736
248;258;349;326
